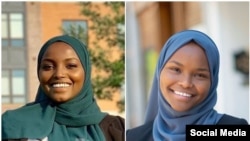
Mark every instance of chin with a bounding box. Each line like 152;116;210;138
51;97;68;104
172;106;191;112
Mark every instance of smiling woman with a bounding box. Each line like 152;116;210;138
160;42;211;112
39;42;85;103
2;35;125;141
126;30;248;141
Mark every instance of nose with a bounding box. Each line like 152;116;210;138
178;74;193;88
54;66;66;78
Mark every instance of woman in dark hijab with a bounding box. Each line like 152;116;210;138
2;35;124;141
126;30;248;141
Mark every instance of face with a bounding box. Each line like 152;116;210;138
38;42;85;103
160;42;211;112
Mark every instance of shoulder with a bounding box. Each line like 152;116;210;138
2;102;46;130
2;139;28;141
100;114;124;129
126;120;154;141
2;101;45;118
99;114;125;141
217;114;249;125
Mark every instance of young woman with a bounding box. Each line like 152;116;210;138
2;35;124;141
126;30;248;141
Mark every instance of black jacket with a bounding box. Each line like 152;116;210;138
126;114;248;141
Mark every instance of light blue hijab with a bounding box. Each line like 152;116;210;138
145;30;223;141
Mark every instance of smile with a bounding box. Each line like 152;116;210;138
173;90;192;98
51;83;70;88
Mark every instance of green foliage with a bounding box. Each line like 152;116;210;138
62;23;88;44
63;2;125;113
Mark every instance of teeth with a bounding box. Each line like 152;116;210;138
52;83;70;88
174;91;192;97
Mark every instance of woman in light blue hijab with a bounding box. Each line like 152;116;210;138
126;30;248;141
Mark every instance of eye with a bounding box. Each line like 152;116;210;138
66;63;78;69
194;73;208;79
41;64;54;71
169;67;181;73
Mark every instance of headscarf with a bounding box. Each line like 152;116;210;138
2;35;107;140
145;30;223;141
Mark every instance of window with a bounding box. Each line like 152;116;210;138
2;70;10;103
2;2;27;105
2;69;26;104
62;20;88;45
2;13;8;47
1;13;24;47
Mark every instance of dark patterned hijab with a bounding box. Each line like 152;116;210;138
2;35;107;140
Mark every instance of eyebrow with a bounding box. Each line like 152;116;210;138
168;60;210;72
168;60;183;66
41;58;79;62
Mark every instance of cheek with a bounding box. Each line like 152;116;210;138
196;82;211;98
160;71;176;85
159;72;172;93
159;73;165;92
38;70;51;84
71;70;85;85
71;71;85;96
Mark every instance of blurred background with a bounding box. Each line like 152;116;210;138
1;1;125;117
126;1;249;129
1;1;250;130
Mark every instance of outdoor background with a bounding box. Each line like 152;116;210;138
1;1;250;130
126;1;249;129
1;1;125;117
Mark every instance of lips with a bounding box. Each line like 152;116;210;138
50;82;71;88
173;90;192;98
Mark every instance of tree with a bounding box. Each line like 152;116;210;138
63;2;125;112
